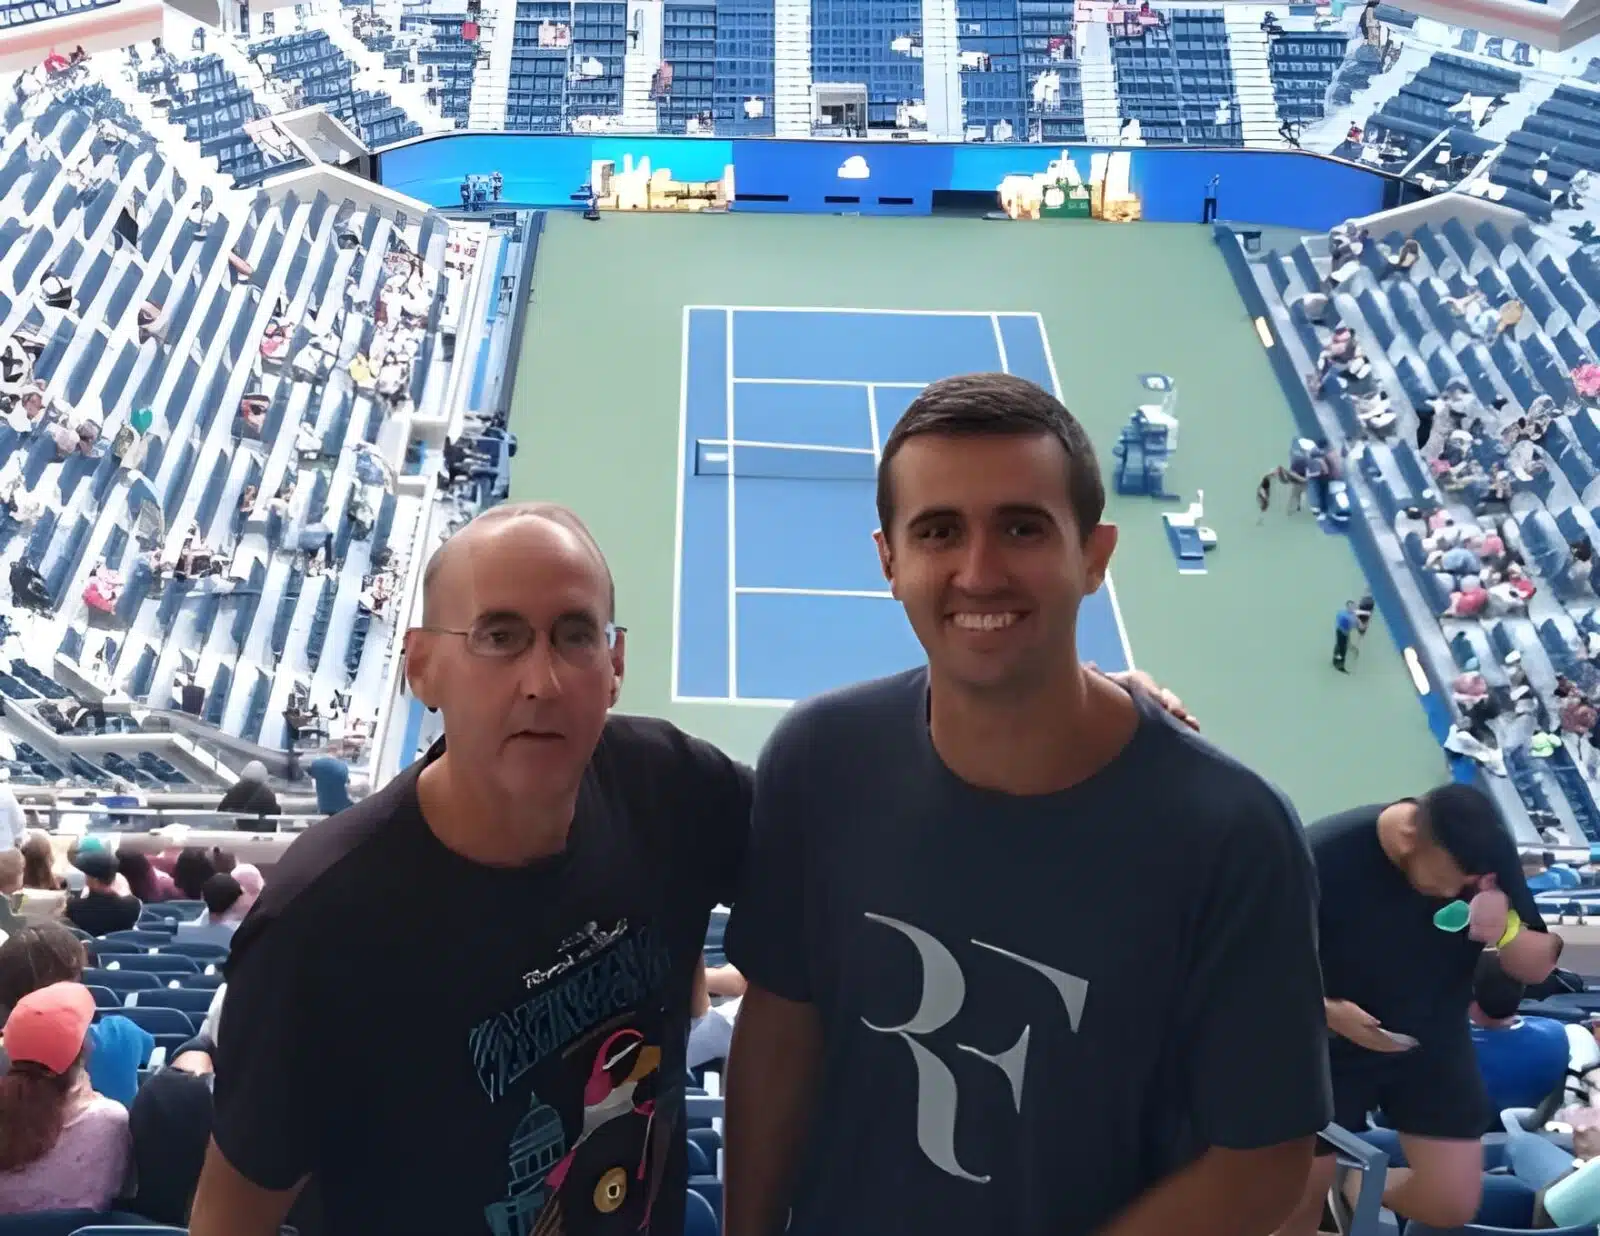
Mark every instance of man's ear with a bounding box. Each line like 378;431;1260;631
1083;523;1119;594
873;529;898;598
404;633;438;711
608;635;626;707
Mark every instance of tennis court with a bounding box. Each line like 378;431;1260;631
672;305;1131;705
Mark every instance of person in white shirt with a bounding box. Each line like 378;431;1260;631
0;773;25;852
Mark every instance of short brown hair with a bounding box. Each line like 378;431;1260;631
876;373;1104;542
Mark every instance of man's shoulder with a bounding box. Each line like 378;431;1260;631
763;668;923;754
250;767;423;921
1134;704;1301;843
1304;804;1384;853
595;712;747;790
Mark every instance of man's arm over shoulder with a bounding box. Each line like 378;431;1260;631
193;908;321;1236
613;714;753;907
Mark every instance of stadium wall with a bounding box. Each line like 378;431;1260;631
376;135;1400;231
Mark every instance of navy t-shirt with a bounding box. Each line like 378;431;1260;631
726;668;1332;1236
212;716;751;1236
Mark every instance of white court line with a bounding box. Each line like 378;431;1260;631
736;586;894;599
698;438;875;456
671;693;794;709
1034;314;1136;671
670;306;690;700
724;308;738;699
691;305;1005;318
991;312;1011;374
866;386;881;463
732;377;926;389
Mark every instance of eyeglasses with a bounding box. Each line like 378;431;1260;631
414;614;625;667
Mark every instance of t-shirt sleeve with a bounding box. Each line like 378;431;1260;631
1180;790;1332;1150
211;913;320;1190
680;733;753;909
723;710;811;1002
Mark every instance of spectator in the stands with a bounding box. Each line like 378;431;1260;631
176;875;245;948
0;850;23;938
217;762;279;831
1379;238;1421;281
0;772;23;853
172;847;217;901
127;982;324;1231
308;755;353;816
230;865;262;919
688;957;748;1070
0;924;150;1107
1524;851;1581;892
0;983;132;1214
116;849;175;904
15;833;58;891
1470;952;1569;1123
64;851;139;937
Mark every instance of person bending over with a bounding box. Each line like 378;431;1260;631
1278;784;1561;1235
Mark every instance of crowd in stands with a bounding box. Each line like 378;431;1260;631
0;835;254;1222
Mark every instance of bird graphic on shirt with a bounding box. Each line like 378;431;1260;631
543;1027;662;1234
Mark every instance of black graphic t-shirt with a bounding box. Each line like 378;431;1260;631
212;715;751;1236
726;669;1332;1236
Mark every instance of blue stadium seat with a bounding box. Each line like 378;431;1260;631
99;954;199;975
82;968;162;994
132;986;217;1015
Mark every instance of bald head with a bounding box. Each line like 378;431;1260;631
420;502;616;627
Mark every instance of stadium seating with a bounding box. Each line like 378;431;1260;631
1250;214;1600;846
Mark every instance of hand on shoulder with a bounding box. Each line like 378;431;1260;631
1087;664;1199;732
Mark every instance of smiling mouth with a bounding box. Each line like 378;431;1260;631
949;612;1024;632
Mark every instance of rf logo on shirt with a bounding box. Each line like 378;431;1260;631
860;912;1090;1183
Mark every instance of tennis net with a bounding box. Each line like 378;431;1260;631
694;438;877;481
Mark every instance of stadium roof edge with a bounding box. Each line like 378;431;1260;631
0;0;162;71
1388;0;1600;50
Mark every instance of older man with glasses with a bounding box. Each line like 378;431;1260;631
192;499;1194;1236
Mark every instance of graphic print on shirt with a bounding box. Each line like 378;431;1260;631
474;918;674;1236
861;912;1090;1184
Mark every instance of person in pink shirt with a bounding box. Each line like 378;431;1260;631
0;982;132;1213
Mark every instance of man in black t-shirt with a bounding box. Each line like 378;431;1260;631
191;503;753;1236
64;849;140;936
1278;783;1562;1236
724;375;1331;1236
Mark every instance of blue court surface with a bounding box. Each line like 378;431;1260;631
672;306;1132;705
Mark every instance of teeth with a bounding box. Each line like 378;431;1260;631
951;612;1019;631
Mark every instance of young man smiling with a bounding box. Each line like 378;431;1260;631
722;373;1332;1236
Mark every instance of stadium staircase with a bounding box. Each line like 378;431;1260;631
621;0;663;131
1224;8;1286;146
771;0;811;137
1079;22;1123;144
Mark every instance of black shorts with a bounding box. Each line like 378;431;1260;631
1314;1030;1490;1154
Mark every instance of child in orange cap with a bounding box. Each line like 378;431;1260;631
0;982;131;1213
